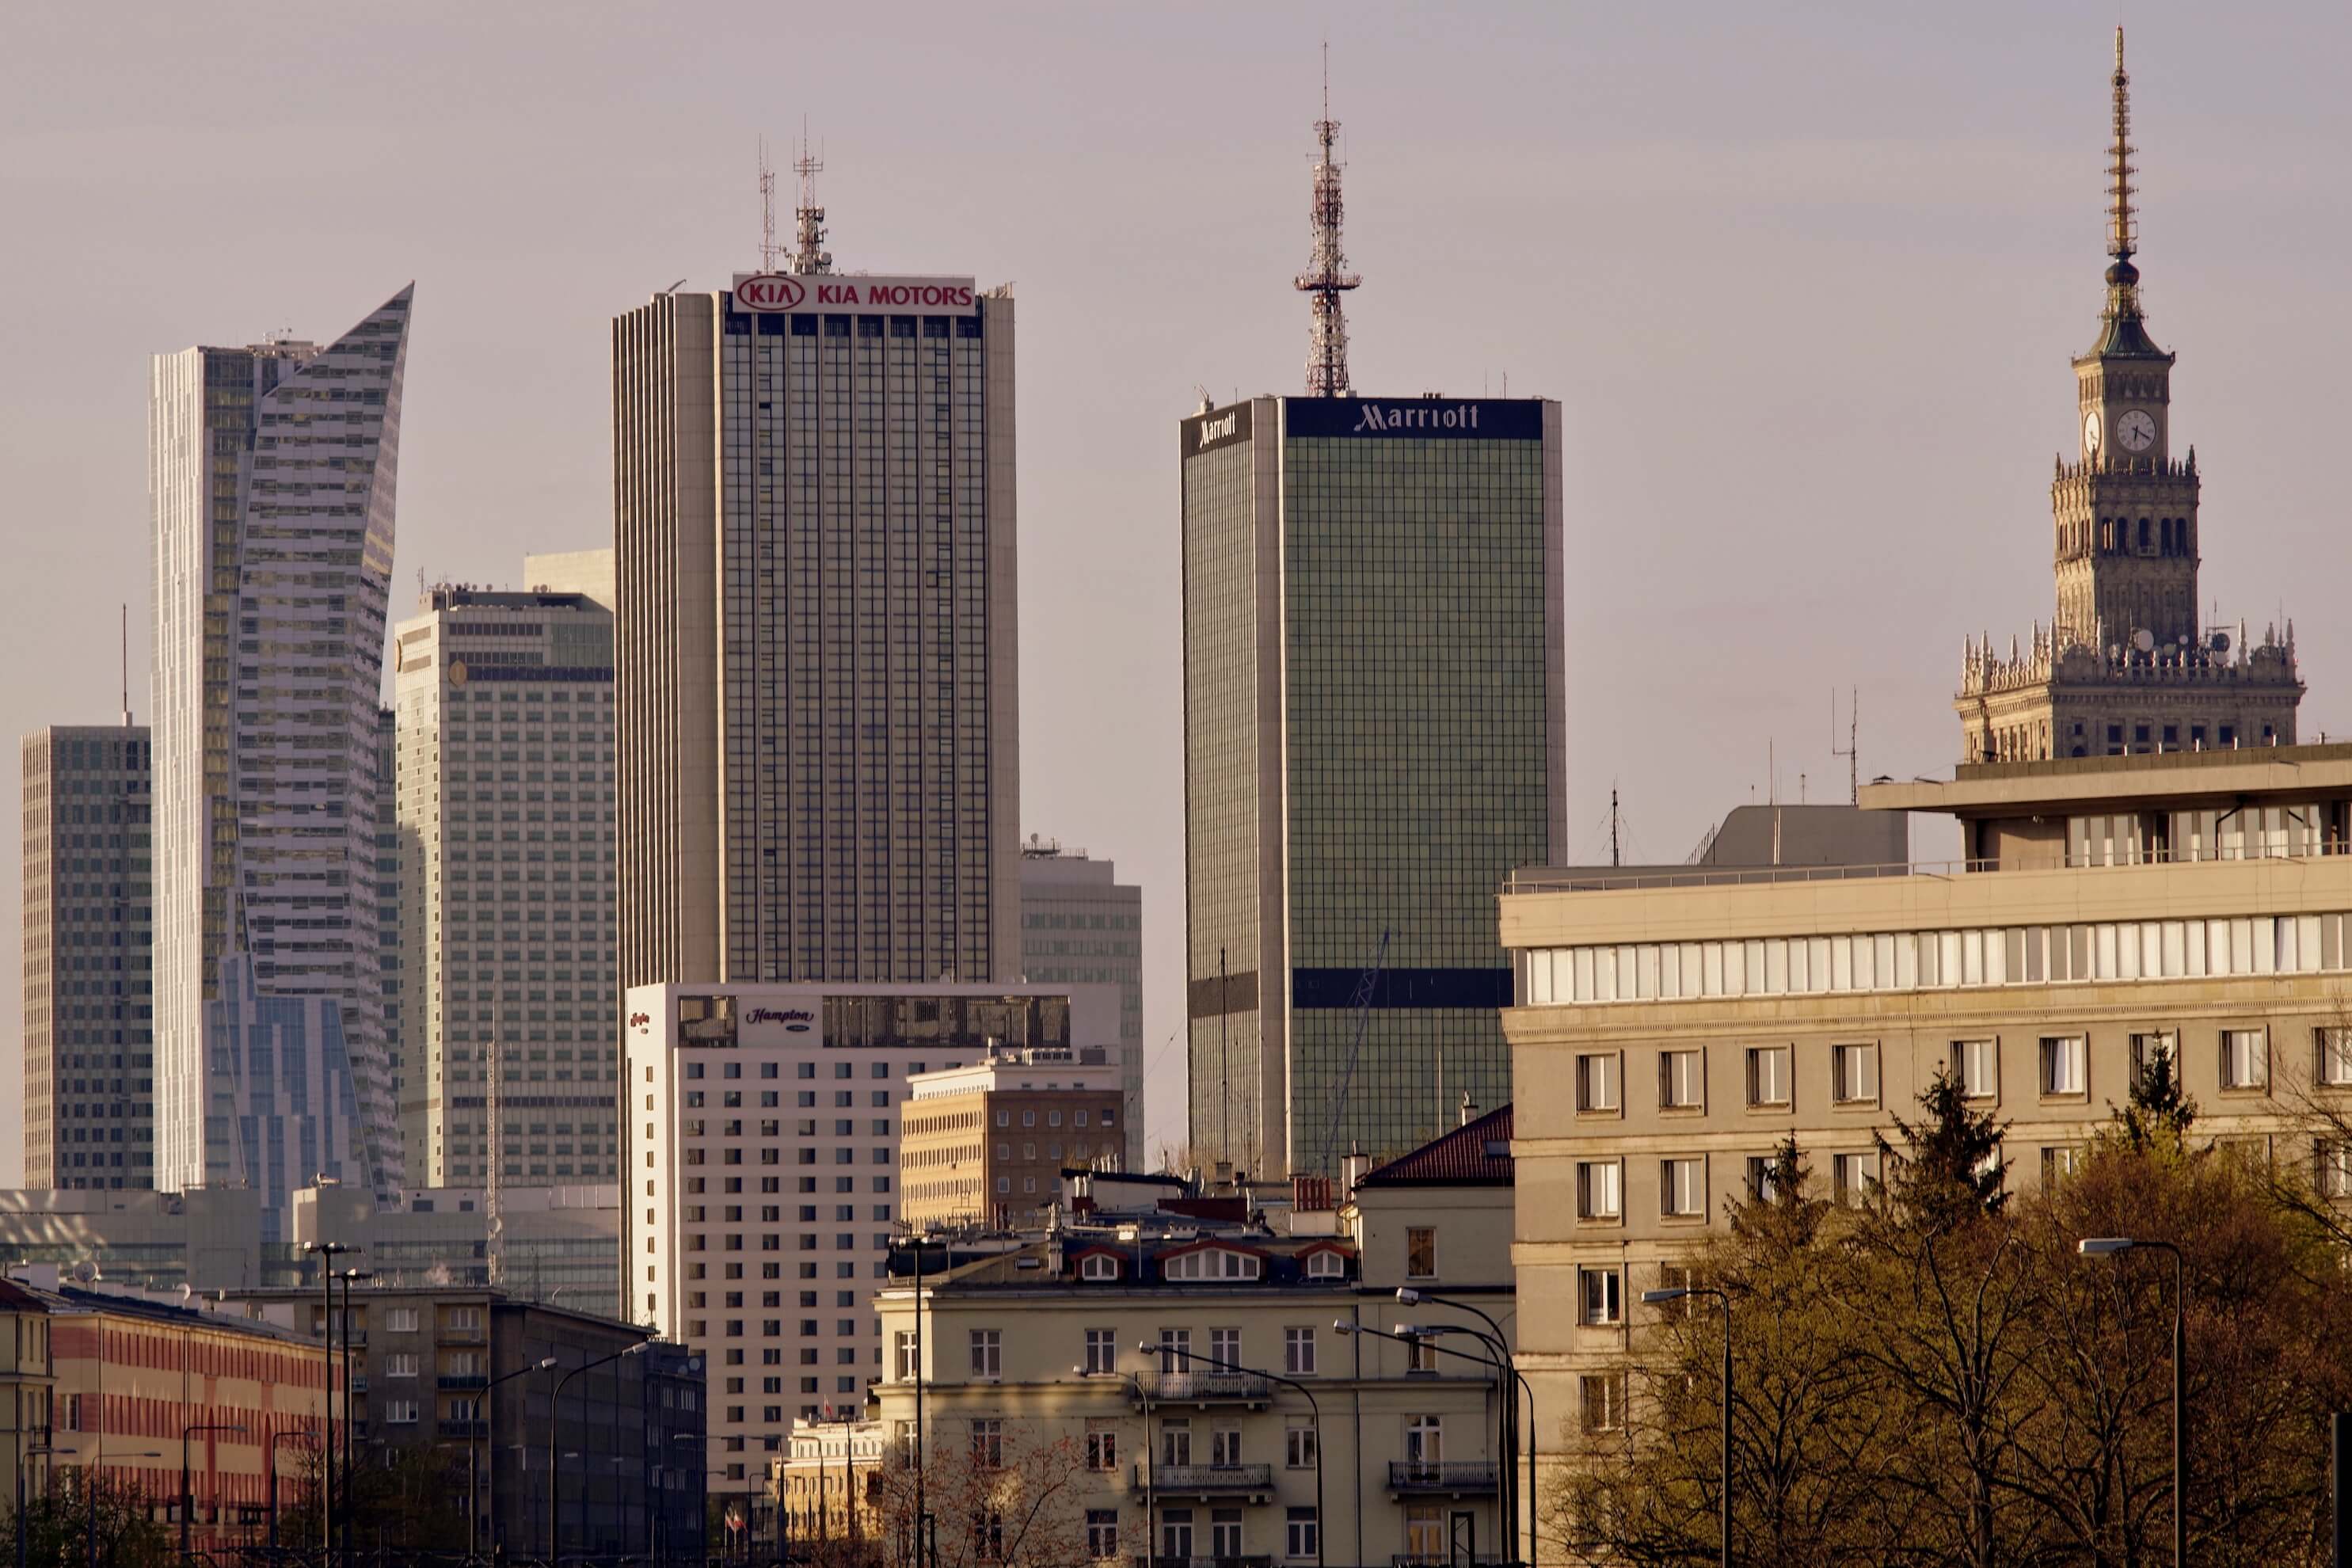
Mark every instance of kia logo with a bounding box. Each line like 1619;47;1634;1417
736;274;805;311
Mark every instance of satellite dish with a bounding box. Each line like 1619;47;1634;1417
2132;628;2156;654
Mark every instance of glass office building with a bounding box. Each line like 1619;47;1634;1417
1181;397;1565;1174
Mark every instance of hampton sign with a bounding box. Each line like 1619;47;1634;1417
730;274;979;316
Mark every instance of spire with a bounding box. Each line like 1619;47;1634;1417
2090;29;2165;357
2107;28;2135;268
789;120;832;276
1294;44;1361;398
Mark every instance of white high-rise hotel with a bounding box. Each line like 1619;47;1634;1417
150;288;413;1235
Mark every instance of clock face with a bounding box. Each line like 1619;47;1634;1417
2082;410;2103;455
2117;409;2157;452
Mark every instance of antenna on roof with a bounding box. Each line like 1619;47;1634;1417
1294;42;1361;397
790;120;832;275
120;605;130;729
1831;688;1859;803
758;138;780;272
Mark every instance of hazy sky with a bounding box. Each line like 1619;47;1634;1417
6;2;2350;1182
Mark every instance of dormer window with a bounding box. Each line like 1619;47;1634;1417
1080;1253;1119;1281
1303;1250;1345;1280
1164;1249;1262;1281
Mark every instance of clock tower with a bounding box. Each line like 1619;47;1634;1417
1958;31;2304;763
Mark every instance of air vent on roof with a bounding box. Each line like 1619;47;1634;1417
1482;1140;1509;1159
1014;1258;1042;1270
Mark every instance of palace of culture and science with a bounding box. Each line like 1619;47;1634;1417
1958;32;2304;764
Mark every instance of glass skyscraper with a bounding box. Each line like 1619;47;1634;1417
149;287;413;1234
1182;396;1565;1175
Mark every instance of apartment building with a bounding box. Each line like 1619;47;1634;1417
1503;744;2352;1456
1019;840;1146;1163
868;1116;1520;1568
900;1045;1125;1228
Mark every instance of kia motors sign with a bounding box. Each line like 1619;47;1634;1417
730;273;978;317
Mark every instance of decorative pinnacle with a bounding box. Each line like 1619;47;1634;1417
2107;28;2136;264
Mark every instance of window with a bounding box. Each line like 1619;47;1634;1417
1085;1418;1117;1471
2040;1036;2087;1097
1405;1506;1444;1562
1285;1421;1316;1469
1661;1157;1704;1218
2130;1032;2176;1092
1832;1151;1878;1201
974;1509;1005;1561
1210;1426;1243;1467
2041;1145;2084;1186
1161;1419;1192;1467
1831;1044;1877;1104
383;1400;418;1425
1660;1049;1704;1109
1083;1328;1117;1377
383;1308;420;1334
1576;1160;1621;1220
1211;1509;1243;1561
1079;1253;1118;1281
1579;1373;1624;1433
1283;1326;1317;1376
382;1353;418;1379
2319;1140;2352;1199
1576;1052;1619;1112
1160;1509;1193;1561
1955;1038;1999;1101
893;1332;917;1381
1164;1249;1261;1281
969;1418;1002;1469
1210;1327;1241;1365
969;1330;1001;1380
1286;1508;1319;1560
1745;1046;1791;1107
1087;1509;1117;1561
1156;1329;1191;1374
1404;1414;1443;1465
1303;1249;1345;1279
2222;1029;2268;1090
1405;1228;1436;1279
1579;1267;1622;1326
2320;1029;2352;1087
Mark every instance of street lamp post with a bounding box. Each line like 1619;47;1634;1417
1081;1367;1154;1568
548;1341;649;1567
303;1239;353;1566
177;1422;246;1562
267;1429;314;1552
71;1444;162;1568
2079;1236;2187;1568
1397;1288;1532;1568
1142;1341;1324;1568
1417;1323;1540;1568
17;1444;59;1568
1643;1285;1732;1568
334;1267;372;1566
902;1230;946;1568
1342;1321;1529;1568
475;1356;558;1562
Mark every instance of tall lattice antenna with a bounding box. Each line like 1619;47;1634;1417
758;139;781;272
1294;44;1361;397
790;120;832;276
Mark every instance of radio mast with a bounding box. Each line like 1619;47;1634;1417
757;139;780;272
1295;45;1361;397
790;120;832;276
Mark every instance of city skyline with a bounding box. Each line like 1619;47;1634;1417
9;4;2352;1180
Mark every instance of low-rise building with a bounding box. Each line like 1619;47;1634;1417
902;1046;1125;1228
772;1414;888;1556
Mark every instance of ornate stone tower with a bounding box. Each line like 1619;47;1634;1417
1958;31;2304;763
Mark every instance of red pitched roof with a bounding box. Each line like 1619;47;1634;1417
1356;1104;1513;1188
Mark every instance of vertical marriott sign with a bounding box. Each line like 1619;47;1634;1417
730;273;978;317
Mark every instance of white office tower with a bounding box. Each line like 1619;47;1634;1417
611;260;1019;993
390;572;619;1187
150;287;413;1237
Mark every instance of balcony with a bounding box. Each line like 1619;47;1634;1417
438;1375;489;1390
1142;1464;1273;1501
1387;1460;1501;1497
438;1323;487;1345
438;1420;487;1439
1132;1372;1271;1408
1393;1556;1506;1566
1136;1558;1273;1568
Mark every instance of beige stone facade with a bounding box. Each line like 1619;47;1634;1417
900;1051;1125;1229
1503;747;2352;1528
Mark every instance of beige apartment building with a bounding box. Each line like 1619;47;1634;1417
900;1046;1125;1228
1504;744;2352;1496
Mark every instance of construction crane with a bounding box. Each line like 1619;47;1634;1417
1319;931;1390;1174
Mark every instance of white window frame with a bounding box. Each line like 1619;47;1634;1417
1576;1052;1620;1113
969;1329;1001;1380
1578;1266;1622;1326
1955;1038;2000;1102
1576;1159;1622;1221
1080;1252;1118;1281
2039;1035;2087;1098
1285;1421;1317;1469
1661;1156;1704;1218
1660;1049;1705;1111
2221;1028;2268;1090
1282;1326;1317;1376
1831;1043;1877;1105
1082;1327;1116;1377
2320;1028;2352;1087
1831;1150;1878;1202
1745;1045;1791;1107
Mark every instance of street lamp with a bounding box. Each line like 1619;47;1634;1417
303;1239;354;1565
548;1341;649;1566
1140;1339;1324;1568
2080;1236;2187;1568
475;1355;558;1560
1644;1284;1732;1568
1395;1288;1532;1568
177;1423;246;1561
1341;1321;1525;1567
17;1443;59;1568
66;1444;162;1568
334;1264;373;1565
1076;1364;1152;1568
267;1429;316;1552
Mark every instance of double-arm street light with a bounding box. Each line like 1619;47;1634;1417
1077;1364;1153;1568
474;1356;558;1561
267;1429;315;1552
1396;1288;1535;1568
69;1442;162;1568
1140;1340;1325;1568
1642;1284;1732;1568
548;1341;649;1566
303;1239;355;1565
1342;1321;1530;1567
17;1443;60;1568
177;1423;246;1562
2080;1236;2186;1567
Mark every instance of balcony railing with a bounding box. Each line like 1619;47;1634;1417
438;1323;487;1344
1136;1557;1273;1568
438;1374;489;1390
437;1420;486;1439
1132;1372;1271;1406
1393;1555;1507;1566
1144;1464;1273;1498
1387;1460;1500;1494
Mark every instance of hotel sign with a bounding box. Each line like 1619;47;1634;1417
730;274;978;316
1283;397;1543;441
1181;401;1254;456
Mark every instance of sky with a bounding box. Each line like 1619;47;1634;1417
6;2;2352;1182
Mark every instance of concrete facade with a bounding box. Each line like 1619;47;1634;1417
20;726;154;1189
611;276;1020;995
900;1047;1125;1228
1018;840;1146;1165
1181;396;1566;1178
390;578;618;1187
